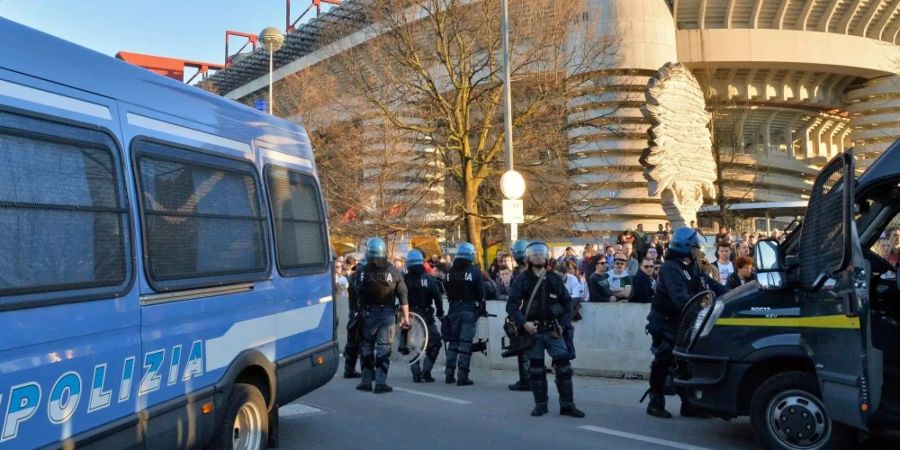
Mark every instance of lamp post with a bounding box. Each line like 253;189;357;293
500;0;523;244
259;27;285;115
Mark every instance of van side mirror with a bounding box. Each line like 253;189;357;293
754;240;784;289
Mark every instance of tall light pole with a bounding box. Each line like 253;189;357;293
499;0;525;246
260;27;285;115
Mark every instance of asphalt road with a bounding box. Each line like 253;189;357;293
276;363;759;450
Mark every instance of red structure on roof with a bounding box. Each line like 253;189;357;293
115;51;223;84
287;0;342;32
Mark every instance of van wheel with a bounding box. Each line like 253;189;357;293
216;383;268;450
750;371;850;450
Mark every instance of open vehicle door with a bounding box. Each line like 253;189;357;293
799;150;881;430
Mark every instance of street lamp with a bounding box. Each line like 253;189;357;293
500;0;522;244
259;26;285;115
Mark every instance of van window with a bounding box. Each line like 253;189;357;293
266;167;328;275
135;140;268;291
0;113;128;298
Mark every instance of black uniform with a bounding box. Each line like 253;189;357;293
404;266;444;382
357;261;408;391
507;269;583;417
646;254;727;412
344;268;363;377
508;265;531;390
443;261;484;385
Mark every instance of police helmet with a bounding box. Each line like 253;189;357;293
512;240;530;264
524;241;550;261
455;242;476;262
406;249;424;268
365;237;387;259
669;227;704;256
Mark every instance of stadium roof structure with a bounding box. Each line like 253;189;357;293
208;0;369;95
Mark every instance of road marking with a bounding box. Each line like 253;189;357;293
393;387;472;405
578;426;713;450
280;402;328;417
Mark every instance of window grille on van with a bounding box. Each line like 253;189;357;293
266;167;328;274
135;141;268;291
799;153;850;289
0;113;128;298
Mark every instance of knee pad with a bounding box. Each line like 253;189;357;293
554;362;573;379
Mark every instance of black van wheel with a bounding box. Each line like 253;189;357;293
750;371;847;450
215;383;269;450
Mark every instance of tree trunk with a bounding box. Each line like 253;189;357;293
464;177;485;268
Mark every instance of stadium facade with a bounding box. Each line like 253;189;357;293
210;0;900;233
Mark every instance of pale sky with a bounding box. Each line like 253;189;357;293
0;0;333;64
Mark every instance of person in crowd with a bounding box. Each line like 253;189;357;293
650;235;665;260
645;247;660;265
712;242;734;285
587;255;613;302
497;267;513;298
344;256;357;278
644;227;728;418
698;256;721;283
887;229;900;267
506;242;585;418
392;256;406;271
403;250;444;383
443;242;484;386
561;261;584;320
629;257;656;304
483;270;499;302
334;260;349;292
716;225;730;243
605;245;617;268
501;253;516;273
689;220;698;231
356;238;409;394
735;241;751;259
489;251;505;280
726;256;754;289
740;232;750;244
579;244;597;276
557;246;579;268
608;253;633;301
623;243;640;276
508;239;532;392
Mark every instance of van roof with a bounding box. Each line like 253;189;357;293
0;18;314;166
857;139;900;194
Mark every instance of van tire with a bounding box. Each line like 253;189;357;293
215;383;269;450
750;371;854;450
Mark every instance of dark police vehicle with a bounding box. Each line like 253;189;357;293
674;141;900;450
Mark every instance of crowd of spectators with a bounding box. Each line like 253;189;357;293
334;223;787;312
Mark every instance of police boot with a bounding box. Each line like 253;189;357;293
445;373;455;384
373;384;393;394
356;357;374;391
411;364;422;383
343;369;362;379
422;371;435;383
509;356;531;391
555;364;585;418
646;393;672;419
456;371;473;386
529;366;549;417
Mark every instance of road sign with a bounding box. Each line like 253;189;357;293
502;199;524;224
254;99;268;112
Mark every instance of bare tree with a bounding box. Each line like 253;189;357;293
312;0;621;262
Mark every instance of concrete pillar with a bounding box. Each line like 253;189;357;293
847;75;900;159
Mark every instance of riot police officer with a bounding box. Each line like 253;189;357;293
443;242;484;386
356;237;409;394
404;250;444;383
645;227;727;418
507;242;585;418
344;256;365;378
508;239;532;392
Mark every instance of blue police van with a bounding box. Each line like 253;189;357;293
0;18;338;449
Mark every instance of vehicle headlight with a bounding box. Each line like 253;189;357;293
699;300;724;338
